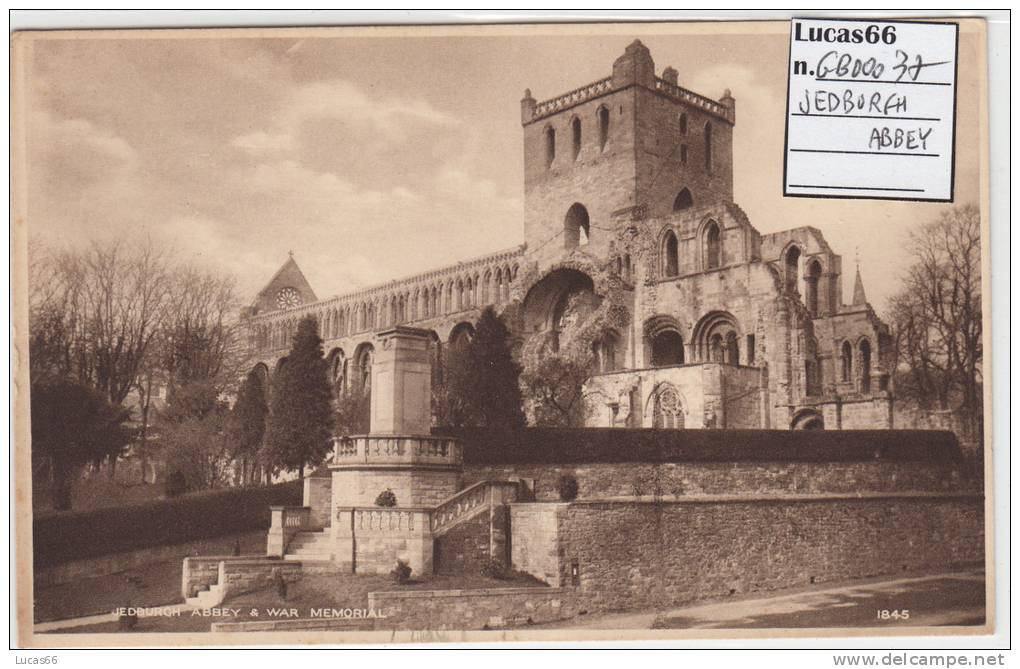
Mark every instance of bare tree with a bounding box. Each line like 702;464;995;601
28;238;244;486
889;204;983;438
29;239;173;405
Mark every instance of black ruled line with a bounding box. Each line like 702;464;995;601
790;148;940;157
788;184;926;193
791;112;941;122
814;78;953;86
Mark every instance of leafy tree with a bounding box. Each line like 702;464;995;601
30;378;135;510
227;370;269;485
520;352;593;427
439;307;525;429
163;405;233;491
265;316;333;477
335;388;370;436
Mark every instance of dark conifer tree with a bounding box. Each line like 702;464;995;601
265;316;333;477
228;369;268;484
442;307;525;429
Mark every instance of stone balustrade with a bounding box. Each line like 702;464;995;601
431;480;520;535
351;507;431;534
532;77;612;119
654;77;735;122
267;505;311;556
331;435;463;469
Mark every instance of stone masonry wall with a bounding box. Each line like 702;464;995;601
369;586;576;630
510;504;568;587
219;560;303;601
527;495;983;614
331;469;462;512
434;510;492;575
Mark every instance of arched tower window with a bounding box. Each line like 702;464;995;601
679;113;688;135
571;116;581;160
705;221;721;269
597;105;610;151
806;259;822;316
564;203;590;249
859;339;872;393
785;246;801;294
703;122;713;172
662;230;679;278
545;126;555;168
672;188;693;212
841;340;853;382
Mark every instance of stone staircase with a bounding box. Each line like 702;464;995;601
284;530;333;562
430;480;519;537
185;580;226;608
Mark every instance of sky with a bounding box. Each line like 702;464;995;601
20;23;983;315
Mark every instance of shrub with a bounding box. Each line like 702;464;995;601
481;557;508;580
436;427;963;465
164;471;188;498
391;559;412;584
557;474;579;502
374;489;397;507
33;480;302;568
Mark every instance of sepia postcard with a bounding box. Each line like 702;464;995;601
11;18;995;648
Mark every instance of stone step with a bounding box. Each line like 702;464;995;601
283;553;332;561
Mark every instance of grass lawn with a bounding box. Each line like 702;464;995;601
34;531;267;623
58;570;547;634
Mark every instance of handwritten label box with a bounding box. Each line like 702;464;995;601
784;18;958;201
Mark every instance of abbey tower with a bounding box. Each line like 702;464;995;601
520;40;735;270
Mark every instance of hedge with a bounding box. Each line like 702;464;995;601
33;480;302;568
433;427;962;465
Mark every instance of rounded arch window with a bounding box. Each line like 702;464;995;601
544;126;555;168
570;116;582;160
564;203;590;249
662;230;679;278
650;329;685;366
805;259;823;316
785;246;802;294
597;106;610;150
859;339;872;392
704;221;721;269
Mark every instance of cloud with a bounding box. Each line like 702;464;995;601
231;130;295;154
230;78;458;157
31;111;139;186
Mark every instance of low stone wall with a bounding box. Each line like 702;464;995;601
220;559;303;600
466;461;976;502
182;556;302;600
181;555;230;598
211;618;374;633
512;493;984;615
368;586;575;630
